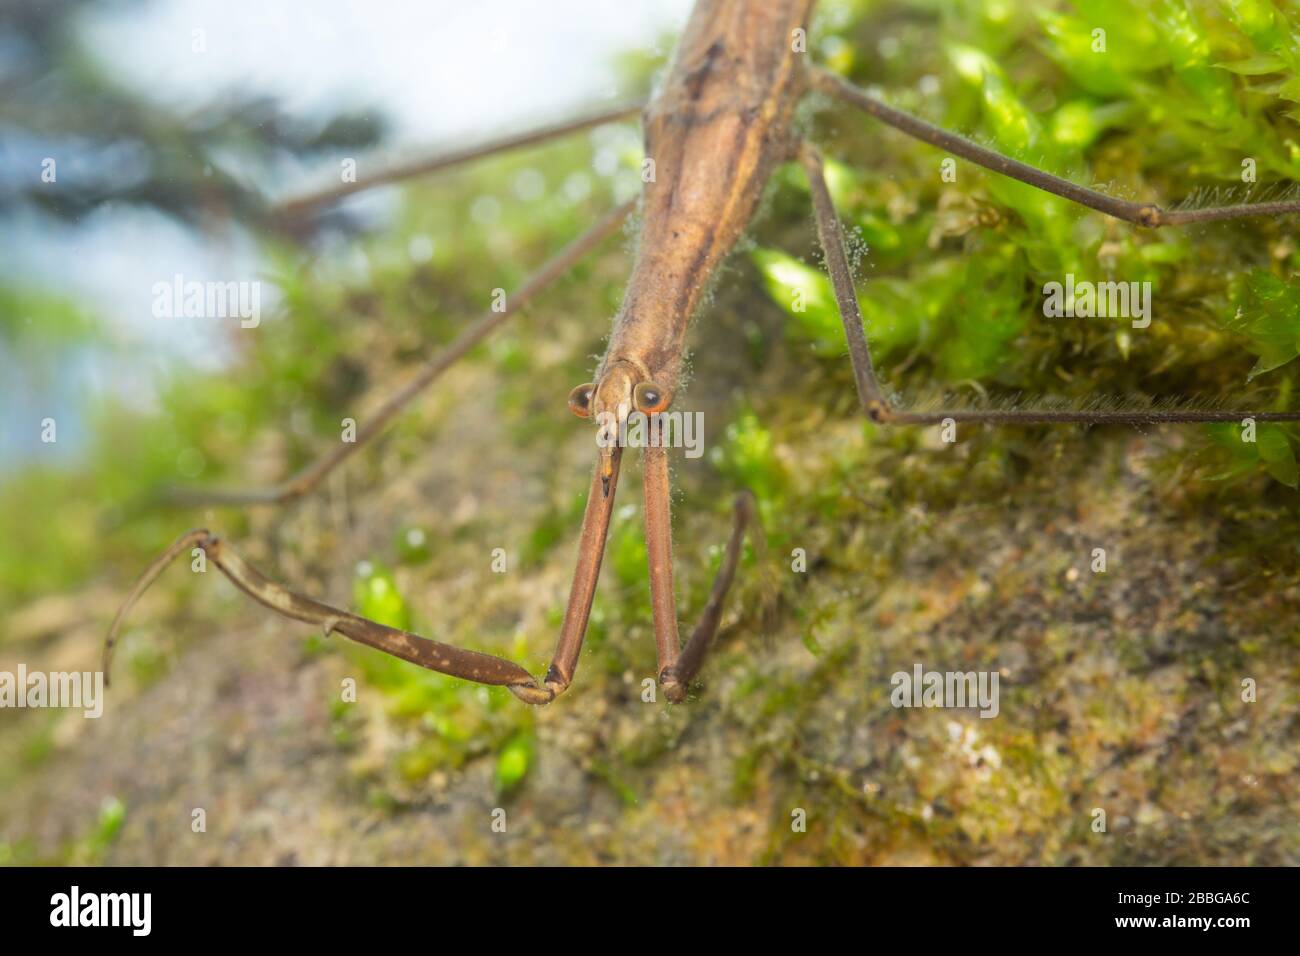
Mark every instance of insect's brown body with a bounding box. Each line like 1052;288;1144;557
593;0;814;416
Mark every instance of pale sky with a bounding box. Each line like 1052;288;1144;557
80;0;693;144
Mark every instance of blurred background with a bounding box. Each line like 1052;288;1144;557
1;0;1298;865
0;0;692;460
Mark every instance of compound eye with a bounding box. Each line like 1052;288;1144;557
633;381;670;415
567;383;596;418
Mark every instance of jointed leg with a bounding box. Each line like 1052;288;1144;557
276;100;645;220
809;67;1300;228
104;530;536;689
537;448;624;702
173;199;635;507
800;140;1300;427
643;445;683;682
106;451;625;705
669;492;754;699
885;407;1300;425
642;445;757;703
799;143;889;422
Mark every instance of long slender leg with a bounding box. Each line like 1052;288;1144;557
103;531;536;691
798;143;888;422
276;100;644;219
800;140;1300;427
809;67;1300;228
886;407;1300;425
642;445;756;704
540;448;623;700
173;199;635;507
107;452;624;705
642;445;682;680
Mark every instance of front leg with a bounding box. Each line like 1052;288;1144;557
641;444;757;703
105;452;625;706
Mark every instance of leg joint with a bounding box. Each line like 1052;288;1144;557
508;679;556;706
658;667;687;704
1137;204;1163;228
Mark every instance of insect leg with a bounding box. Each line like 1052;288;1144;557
171;199;635;508
799;141;1300;428
799;142;891;422
103;531;540;694
106;453;627;705
809;67;1300;228
277;101;644;220
884;407;1300;426
642;445;756;703
532;449;624;703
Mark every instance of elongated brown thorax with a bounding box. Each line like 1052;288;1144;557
598;0;815;402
